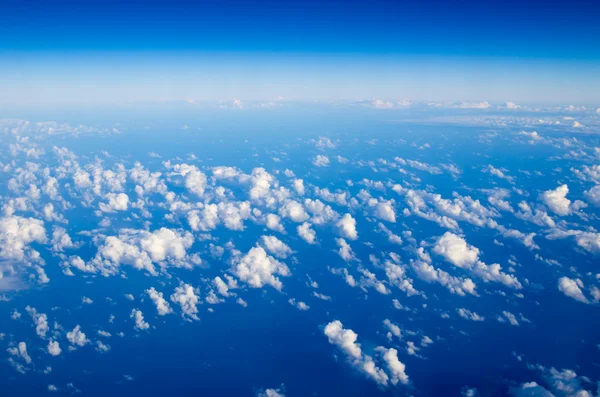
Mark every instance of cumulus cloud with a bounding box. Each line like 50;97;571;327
433;232;480;268
130;309;150;330
558;277;589;304
66;325;89;347
260;235;292;258
146;287;173;315
312;155;331;167
99;193;129;212
170;283;200;320
457;308;485;321
297;222;316;244
337;213;358;240
232;246;290;290
324;320;408;387
88;228;196;276
541;184;586;216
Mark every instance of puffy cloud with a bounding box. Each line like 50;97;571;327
232;246;290;290
66;325;89;347
278;200;309;223
146;287;173;315
257;387;286;397
89;228;196;276
130;309;150;330
375;347;409;385
383;319;402;341
297;222;316;244
47;340;61;356
167;163;207;197
25;306;49;338
170;283;200;320
434;233;521;289
497;311;520;326
584;185;600;206
99;192;129;212
260;235;292;259
312;155;331;167
484;165;514;183
336;238;355;262
541;184;586;216
266;214;285;233
558;277;589;304
337;213;358;240
8;342;31;364
433;232;479;268
288;298;309;311
324;320;407;387
373;201;396;223
50;226;75;252
457;308;485;321
411;260;477;296
0;215;47;262
293;179;305;195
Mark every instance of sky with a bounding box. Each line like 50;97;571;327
1;0;599;105
2;2;600;396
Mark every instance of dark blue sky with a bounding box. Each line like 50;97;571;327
1;0;599;58
1;0;599;105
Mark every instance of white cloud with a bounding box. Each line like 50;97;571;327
89;227;195;276
337;213;358;240
146;287;173;315
373;201;396;223
66;325;89;347
47;340;61;356
170;283;200;320
99;192;129;212
130;309;150;330
297;222;316;244
312;155;331;167
336;238;355;262
293;179;305;195
167;163;207;197
25;306;49;339
541;184;586;216
260;235;292;259
324;320;407;387
232;246;290;290
433;232;479;268
558;277;589;304
8;342;31;364
375;347;409;385
278;200;309;223
457;308;485;321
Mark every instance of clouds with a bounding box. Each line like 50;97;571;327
87;227;196;276
557;277;589;304
260;235;292;259
66;325;89;347
297;222;316;244
312;155;331;167
337;213;358;240
99;192;129;212
146;287;173;315
130;309;150;330
324;320;409;387
232;246;290;290
170;283;200;321
433;232;480;268
167;163;207;197
541;184;586;216
0;215;46;262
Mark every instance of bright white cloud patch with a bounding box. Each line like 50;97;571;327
232;246;290;290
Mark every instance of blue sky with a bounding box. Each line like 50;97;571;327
1;0;599;105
